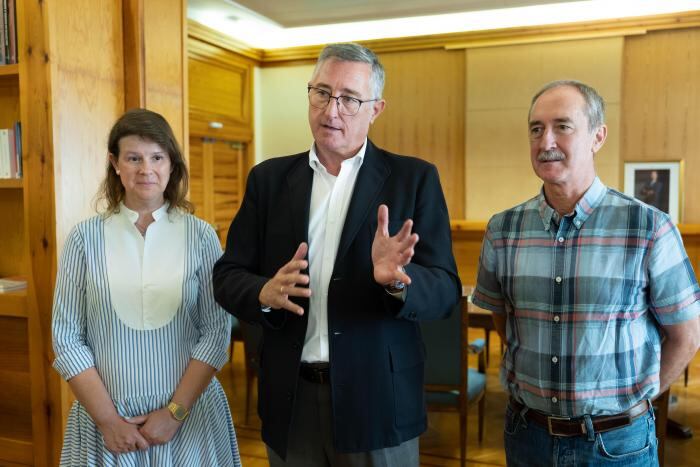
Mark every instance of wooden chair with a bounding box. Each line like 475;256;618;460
422;299;487;467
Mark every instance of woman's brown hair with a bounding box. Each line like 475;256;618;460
96;108;193;214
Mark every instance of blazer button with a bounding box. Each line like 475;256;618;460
293;342;301;351
409;312;417;319
287;391;294;401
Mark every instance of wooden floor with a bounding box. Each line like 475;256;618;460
219;329;700;466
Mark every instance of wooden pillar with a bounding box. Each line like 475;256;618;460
122;0;188;152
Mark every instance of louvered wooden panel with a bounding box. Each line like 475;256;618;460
212;140;246;244
188;136;205;218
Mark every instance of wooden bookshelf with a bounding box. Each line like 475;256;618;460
0;179;22;189
0;1;48;465
0;289;28;318
0;64;20;77
0;315;33;465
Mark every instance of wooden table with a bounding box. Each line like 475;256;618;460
462;286;498;363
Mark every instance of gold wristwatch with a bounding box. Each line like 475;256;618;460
167;401;189;422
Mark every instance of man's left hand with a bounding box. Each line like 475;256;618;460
372;204;419;286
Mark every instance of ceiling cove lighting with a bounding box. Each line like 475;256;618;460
190;0;700;49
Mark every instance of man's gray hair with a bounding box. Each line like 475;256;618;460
313;43;385;99
529;80;606;131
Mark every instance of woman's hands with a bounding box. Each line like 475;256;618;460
97;406;182;454
128;407;183;446
96;415;149;454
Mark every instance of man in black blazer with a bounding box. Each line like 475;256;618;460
213;43;460;466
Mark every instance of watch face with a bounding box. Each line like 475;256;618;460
169;402;187;420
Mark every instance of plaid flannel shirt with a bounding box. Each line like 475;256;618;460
473;177;700;416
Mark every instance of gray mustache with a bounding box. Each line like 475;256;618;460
538;150;565;162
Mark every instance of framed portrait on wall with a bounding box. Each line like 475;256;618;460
623;161;682;223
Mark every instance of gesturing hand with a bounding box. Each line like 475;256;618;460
372;204;419;286
258;242;312;315
97;414;149;454
131;407;182;446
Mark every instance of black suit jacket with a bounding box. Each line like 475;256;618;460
213;140;461;458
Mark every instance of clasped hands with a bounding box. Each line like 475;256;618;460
258;204;419;315
99;406;182;454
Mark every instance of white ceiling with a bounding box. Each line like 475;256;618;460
186;1;700;49
213;0;579;28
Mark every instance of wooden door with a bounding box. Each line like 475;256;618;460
189;136;247;245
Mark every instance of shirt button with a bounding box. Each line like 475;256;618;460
557;237;564;243
555;276;562;283
553;315;560;322
552;396;558;403
574;220;581;227
552;356;558;363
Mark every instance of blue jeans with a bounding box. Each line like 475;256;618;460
504;404;659;466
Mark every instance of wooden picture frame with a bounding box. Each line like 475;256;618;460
623;161;682;223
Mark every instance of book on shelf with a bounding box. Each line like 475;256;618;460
6;0;15;64
0;0;5;65
0;277;27;292
0;122;21;179
0;0;15;65
0;128;9;178
14;121;21;177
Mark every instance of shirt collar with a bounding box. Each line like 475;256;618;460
118;201;170;223
308;138;367;173
537;177;607;231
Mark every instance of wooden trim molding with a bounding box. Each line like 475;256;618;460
190;10;700;64
188;20;263;62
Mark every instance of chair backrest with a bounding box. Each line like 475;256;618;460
239;320;263;372
420;301;464;386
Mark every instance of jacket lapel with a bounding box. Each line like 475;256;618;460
335;140;390;264
286;154;314;245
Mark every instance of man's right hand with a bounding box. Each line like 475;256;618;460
258;242;311;316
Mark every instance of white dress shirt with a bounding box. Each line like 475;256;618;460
104;202;185;330
301;140;367;363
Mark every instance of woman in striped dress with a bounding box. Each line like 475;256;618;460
51;109;241;466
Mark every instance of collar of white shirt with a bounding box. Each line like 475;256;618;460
308;138;367;173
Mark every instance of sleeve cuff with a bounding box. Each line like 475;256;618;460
191;342;230;371
53;346;96;381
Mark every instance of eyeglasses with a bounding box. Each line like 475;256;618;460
307;86;379;116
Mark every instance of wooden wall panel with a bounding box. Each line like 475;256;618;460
188;38;254;132
256;64;313;161
370;49;465;218
143;0;186;146
46;0;125;258
622;28;700;223
465;37;623;221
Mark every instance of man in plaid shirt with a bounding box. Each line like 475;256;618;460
473;80;700;466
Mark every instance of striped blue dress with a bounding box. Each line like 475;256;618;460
52;209;241;466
